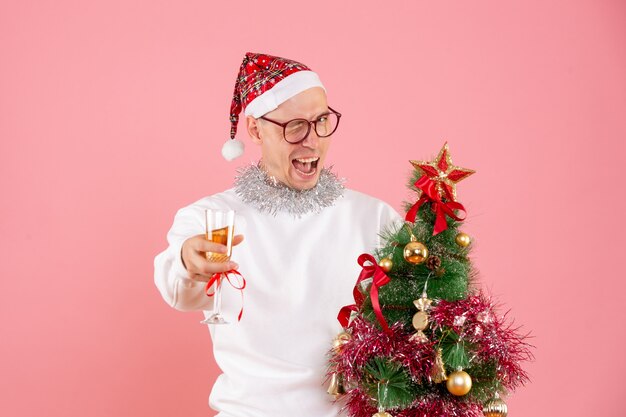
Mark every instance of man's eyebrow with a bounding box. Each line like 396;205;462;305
313;109;331;118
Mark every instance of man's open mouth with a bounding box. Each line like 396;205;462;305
292;157;319;176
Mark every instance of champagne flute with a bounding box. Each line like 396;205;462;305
200;209;235;325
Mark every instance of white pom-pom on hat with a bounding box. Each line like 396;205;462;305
222;138;245;161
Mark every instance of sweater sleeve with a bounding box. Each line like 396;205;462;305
378;201;404;244
384;202;404;228
154;205;213;312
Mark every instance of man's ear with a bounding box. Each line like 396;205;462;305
246;116;262;145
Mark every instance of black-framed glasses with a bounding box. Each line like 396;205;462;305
259;106;342;144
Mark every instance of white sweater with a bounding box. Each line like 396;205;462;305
154;188;401;417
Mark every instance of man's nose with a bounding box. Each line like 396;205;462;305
301;124;320;149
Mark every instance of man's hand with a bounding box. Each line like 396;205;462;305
181;234;244;282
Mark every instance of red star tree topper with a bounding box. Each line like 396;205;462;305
410;142;475;202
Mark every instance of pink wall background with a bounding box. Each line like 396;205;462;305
1;1;625;416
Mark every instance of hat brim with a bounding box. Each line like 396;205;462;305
244;71;325;118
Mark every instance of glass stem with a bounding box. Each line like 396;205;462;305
213;273;223;315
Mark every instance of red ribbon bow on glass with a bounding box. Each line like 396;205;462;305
205;270;247;321
405;176;467;235
338;254;392;334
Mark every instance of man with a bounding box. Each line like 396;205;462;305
154;52;401;417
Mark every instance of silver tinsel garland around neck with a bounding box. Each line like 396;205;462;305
234;163;345;217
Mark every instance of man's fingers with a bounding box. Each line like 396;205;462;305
194;239;228;254
201;261;239;275
190;273;210;282
188;261;239;281
232;234;244;246
192;234;245;253
186;249;239;276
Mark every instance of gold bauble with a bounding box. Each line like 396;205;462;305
403;241;428;264
455;232;471;247
372;412;393;417
332;332;352;351
446;370;472;396
378;257;393;273
483;396;508;417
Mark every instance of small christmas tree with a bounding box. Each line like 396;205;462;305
327;143;532;417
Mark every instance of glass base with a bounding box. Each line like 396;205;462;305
201;314;229;325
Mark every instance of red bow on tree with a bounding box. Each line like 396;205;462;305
338;254;392;334
405;176;467;235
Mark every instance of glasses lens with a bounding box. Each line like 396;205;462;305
315;113;339;138
284;119;310;143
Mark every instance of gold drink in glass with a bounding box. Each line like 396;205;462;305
201;209;235;325
205;226;232;262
